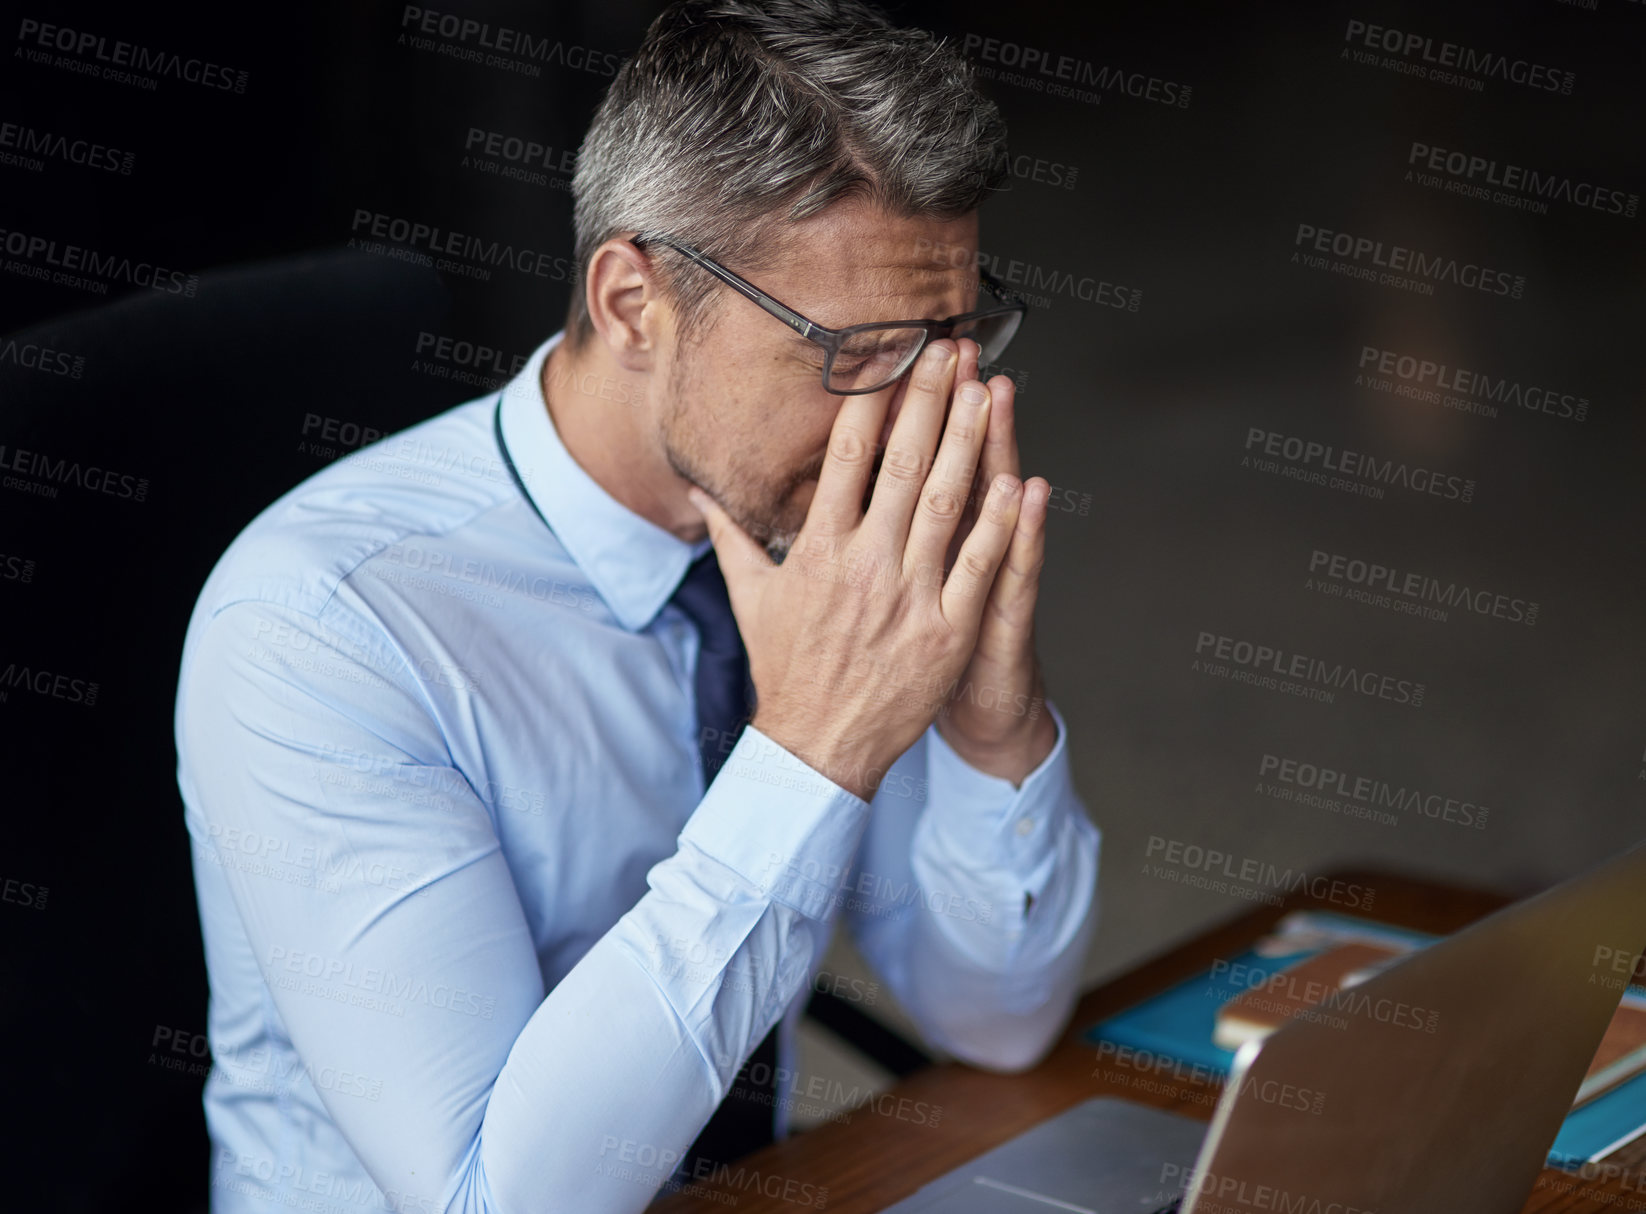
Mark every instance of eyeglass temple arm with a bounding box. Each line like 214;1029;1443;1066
632;233;820;341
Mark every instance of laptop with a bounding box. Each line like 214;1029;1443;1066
882;840;1646;1214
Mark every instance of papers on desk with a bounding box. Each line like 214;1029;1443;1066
1082;908;1646;1168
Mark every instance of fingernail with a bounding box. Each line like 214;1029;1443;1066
925;342;954;366
960;383;988;405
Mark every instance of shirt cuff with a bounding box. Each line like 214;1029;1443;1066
678;725;872;921
922;700;1075;873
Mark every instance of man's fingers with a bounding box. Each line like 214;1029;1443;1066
955;336;980;391
862;340;956;549
948;339;983;513
940;473;1021;627
906;378;992;582
804;382;894;539
687;486;773;610
979;372;1020;488
971;476;1048;664
949;369;1017;558
951;340;985;510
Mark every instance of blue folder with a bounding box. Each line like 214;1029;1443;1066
1082;909;1646;1168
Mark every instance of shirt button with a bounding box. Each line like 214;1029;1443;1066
1015;817;1035;836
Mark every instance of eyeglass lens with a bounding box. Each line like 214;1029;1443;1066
827;311;1019;392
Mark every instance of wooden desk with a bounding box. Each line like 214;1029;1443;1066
650;870;1646;1214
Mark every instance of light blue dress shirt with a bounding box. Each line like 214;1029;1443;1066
174;330;1101;1214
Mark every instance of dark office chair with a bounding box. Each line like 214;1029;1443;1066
0;247;927;1212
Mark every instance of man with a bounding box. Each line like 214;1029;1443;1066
174;1;1100;1210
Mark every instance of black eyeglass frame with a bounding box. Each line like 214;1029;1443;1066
629;231;1029;395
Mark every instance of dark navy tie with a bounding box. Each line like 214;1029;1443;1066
669;550;755;785
668;550;780;1175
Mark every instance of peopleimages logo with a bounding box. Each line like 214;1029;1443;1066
1194;630;1426;708
398;6;621;78
0;442;150;502
974;147;1080;192
962;33;1192;108
1406;141;1637;219
464;127;577;171
349;208;575;283
0;658;100;706
0;338;84;378
1293;222;1525;299
1341;17;1575;95
1211;955;1440;1032
1162;1163;1375;1214
1;875;48;910
462;127;577;191
1357;345;1588;423
1144;836;1376;910
1093;1040;1326;1114
215;1151;440;1214
0;119;133;174
1308;548;1537;627
1259;753;1490;830
763;851;993;925
1243;427;1475;504
201;821;434;897
914;237;1142;312
266;945;497;1019
0;552;37;583
14;18;249;94
0;224;197;296
597;1137;831;1208
407;330;545;397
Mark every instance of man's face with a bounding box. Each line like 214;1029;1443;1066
656;201;982;562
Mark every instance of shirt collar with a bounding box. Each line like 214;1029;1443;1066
498;331;711;633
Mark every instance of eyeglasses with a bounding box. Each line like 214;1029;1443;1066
629;231;1028;395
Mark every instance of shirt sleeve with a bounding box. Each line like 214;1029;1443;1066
178;597;870;1214
842;700;1101;1072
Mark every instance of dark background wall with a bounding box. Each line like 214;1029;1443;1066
2;0;1641;1207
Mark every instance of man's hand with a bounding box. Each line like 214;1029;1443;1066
689;338;1044;802
935;341;1058;787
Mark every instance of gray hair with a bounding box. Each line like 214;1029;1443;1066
564;0;1009;351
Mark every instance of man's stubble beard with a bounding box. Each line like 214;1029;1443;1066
659;337;890;566
659;343;813;565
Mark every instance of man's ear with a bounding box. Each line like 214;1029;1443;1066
584;236;665;376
